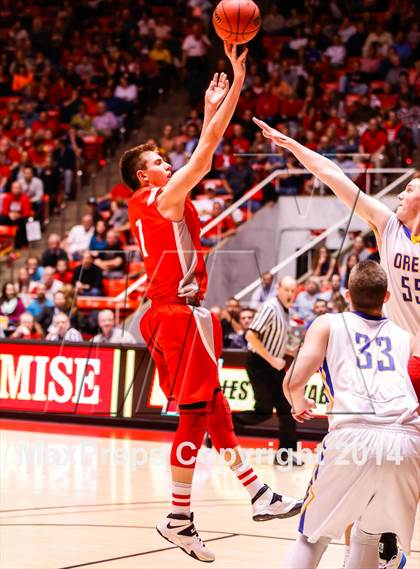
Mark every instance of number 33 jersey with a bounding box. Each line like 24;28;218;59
321;312;420;431
380;214;419;336
128;186;207;301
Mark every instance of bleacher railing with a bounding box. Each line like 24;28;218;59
234;169;414;301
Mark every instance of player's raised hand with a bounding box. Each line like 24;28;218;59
252;117;293;149
224;42;247;79
205;72;229;109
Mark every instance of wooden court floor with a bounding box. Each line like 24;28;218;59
1;420;419;569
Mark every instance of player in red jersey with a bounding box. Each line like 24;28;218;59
120;44;302;563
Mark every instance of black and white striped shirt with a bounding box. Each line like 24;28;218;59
248;297;289;358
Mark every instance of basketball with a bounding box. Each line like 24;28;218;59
213;0;261;44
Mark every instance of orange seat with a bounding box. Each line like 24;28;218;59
76;296;140;311
102;279;127;296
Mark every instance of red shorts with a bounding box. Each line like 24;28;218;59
140;303;222;405
408;355;420;401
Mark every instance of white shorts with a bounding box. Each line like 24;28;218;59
298;425;420;552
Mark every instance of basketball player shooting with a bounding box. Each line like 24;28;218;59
253;118;419;568
282;260;420;569
120;44;302;564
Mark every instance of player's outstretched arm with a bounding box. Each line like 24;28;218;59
157;44;246;218
284;315;330;422
253;118;393;236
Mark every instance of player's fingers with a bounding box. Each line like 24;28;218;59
239;47;248;62
224;41;232;56
213;72;219;84
252;117;269;129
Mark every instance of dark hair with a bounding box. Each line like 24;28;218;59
1;281;16;302
119;143;157;190
348;261;387;312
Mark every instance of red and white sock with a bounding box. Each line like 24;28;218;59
171;481;192;516
232;462;266;498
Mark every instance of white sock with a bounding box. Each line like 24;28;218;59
343;545;351;568
171;481;191;516
232;462;266;499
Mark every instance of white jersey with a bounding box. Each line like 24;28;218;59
380;214;419;336
321;312;420;431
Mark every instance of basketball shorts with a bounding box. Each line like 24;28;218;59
140;303;222;405
298;425;420;553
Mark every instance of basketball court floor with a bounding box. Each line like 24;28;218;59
1;420;419;569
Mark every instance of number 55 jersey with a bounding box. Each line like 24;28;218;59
380;213;419;337
320;311;420;431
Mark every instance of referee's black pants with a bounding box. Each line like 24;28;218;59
234;352;297;451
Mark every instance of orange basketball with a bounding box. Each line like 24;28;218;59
213;0;261;45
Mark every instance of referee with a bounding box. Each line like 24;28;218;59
234;276;301;466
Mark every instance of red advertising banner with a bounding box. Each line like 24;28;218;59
0;343;118;414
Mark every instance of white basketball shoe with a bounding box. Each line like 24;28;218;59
379;549;407;569
252;484;303;521
156;512;215;563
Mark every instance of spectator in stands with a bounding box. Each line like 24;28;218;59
27;283;54;319
46;312;83;342
250;271;277;309
0;282;26;327
31;266;63;302
71;103;94;136
341;234;369;266
93;229;125;277
19;166;44;220
220;297;242;347
168;141;188;172
359;118;387;172
73;251;103;297
214;142;236;174
325;35;347;67
329;291;348;313
26;256;44;282
109;200;129;234
291;276;320;324
41;233;68;267
312;246;337;281
0;180;32;248
39;155;61;216
306;298;329;329
181;22;210;107
53;136;78;200
193;186;222;223
89;219;108;253
320;273;347;302
200;202;236;248
54;259;73;285
230;308;256;349
93;309;136;344
65;214;94;260
14;267;32;306
340;253;359;289
10;312;44;340
223;155;254;201
262;4;286;34
93;101;118;154
37;289;68;333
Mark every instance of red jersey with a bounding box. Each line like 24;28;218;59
128;185;208;301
